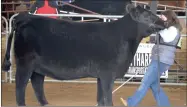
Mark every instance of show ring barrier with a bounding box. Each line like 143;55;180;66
7;13;187;87
1;16;9;82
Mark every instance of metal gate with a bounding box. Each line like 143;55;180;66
1;16;9;82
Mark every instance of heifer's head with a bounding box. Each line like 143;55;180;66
126;4;168;37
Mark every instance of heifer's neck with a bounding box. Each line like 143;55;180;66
117;13;144;57
120;13;152;40
116;14;139;40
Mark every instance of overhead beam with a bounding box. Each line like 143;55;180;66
149;0;158;14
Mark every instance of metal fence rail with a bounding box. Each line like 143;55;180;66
132;1;186;12
5;13;187;86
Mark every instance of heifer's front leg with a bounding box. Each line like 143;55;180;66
97;78;104;106
31;72;48;106
15;65;33;106
100;76;115;106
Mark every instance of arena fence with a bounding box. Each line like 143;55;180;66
1;16;9;83
5;13;187;86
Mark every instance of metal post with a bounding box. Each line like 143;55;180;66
103;18;107;22
9;13;18;83
149;0;160;93
2;16;9;82
81;17;84;21
185;2;187;19
149;1;158;14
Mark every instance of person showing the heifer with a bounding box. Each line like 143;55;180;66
121;10;182;107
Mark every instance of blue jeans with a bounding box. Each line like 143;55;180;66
127;59;171;106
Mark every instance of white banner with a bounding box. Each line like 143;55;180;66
124;43;168;78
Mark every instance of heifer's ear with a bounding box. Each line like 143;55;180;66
136;5;146;12
126;3;135;13
136;5;143;9
137;4;144;9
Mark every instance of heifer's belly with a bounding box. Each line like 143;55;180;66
35;42;135;79
35;58;99;80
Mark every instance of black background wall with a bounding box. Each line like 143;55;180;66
61;0;132;15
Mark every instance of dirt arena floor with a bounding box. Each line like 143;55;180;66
1;82;186;106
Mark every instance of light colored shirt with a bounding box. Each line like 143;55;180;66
159;26;178;43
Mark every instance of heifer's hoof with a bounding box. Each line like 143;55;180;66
1;59;11;72
17;104;26;106
45;104;53;106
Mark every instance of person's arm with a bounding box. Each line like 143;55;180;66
159;26;178;42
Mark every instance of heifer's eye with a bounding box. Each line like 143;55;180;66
135;10;139;15
143;12;150;18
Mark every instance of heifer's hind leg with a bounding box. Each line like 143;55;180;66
15;65;33;106
31;72;48;106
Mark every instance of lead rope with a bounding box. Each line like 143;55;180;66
156;32;160;93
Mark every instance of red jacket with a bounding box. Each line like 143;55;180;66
32;0;59;19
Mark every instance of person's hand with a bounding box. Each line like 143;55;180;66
159;14;167;21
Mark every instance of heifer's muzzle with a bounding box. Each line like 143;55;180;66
149;19;168;31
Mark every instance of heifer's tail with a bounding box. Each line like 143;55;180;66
1;24;16;72
2;12;33;72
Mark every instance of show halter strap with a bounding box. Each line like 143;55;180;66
149;0;160;93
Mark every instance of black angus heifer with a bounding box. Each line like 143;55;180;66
2;5;167;106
